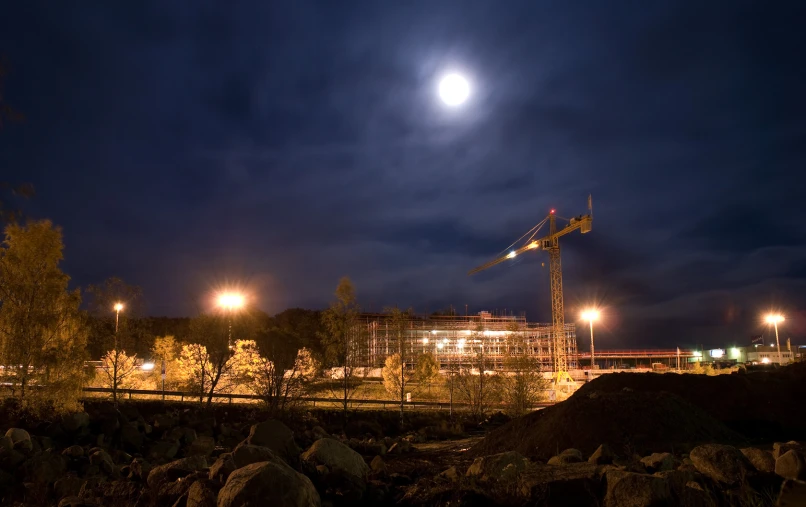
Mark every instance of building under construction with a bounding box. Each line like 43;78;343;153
359;311;577;371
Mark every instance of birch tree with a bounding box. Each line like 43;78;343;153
0;220;86;407
321;277;366;421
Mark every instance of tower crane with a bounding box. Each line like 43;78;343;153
468;196;593;385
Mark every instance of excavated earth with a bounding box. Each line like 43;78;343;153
472;362;806;460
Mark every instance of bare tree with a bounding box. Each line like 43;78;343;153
321;277;367;421
501;353;547;416
99;349;139;393
240;339;319;414
384;306;413;421
179;313;257;407
455;340;500;419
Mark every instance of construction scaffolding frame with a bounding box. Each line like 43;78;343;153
360;311;577;372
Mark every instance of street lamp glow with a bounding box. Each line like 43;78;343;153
217;292;245;310
581;308;600;371
141;362;155;371
438;73;470;106
114;303;124;312
764;313;785;364
581;309;600;321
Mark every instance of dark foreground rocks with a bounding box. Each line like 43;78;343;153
0;392;803;506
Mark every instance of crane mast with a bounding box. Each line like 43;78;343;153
469;197;592;386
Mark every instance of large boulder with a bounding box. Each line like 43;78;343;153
774;442;804;460
120;423;144;451
244;420;301;465
89;449;115;475
187;479;218;507
777;479;806;506
466;451;528;481
22;451;68;484
129;457;153;482
5;428;33;451
640;453;674;473
689;444;754;486
301;438;369;480
548;448;584;465
147;455;207;491
519;462;609;505
231;444;279;469
62;445;84;458
61;412;90;433
776;450;806;480
604;470;671;507
218;461;320;507
188;435;216;457
148;440;180;461
209;453;237;483
741;448;775;474
54;475;85;498
589;444;615;465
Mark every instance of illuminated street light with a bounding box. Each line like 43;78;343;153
113;303;124;334
218;292;246;346
217;292;245;311
764;314;785;364
581;309;600;370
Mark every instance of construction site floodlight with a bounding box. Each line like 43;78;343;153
581;309;600;321
422;337;429;345
507;250;517;259
114;303;124;312
218;292;245;310
765;314;784;324
443;338;449;344
437;343;444;350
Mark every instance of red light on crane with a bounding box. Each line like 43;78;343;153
550;209;555;214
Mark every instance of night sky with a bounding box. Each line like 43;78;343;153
2;2;805;350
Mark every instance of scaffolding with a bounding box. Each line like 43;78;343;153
360;311;577;372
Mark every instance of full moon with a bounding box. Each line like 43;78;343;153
438;73;470;106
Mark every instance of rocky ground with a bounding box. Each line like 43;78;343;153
0;364;805;506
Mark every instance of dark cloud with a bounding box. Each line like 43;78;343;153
1;0;805;349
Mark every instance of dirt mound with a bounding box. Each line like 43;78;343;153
470;389;742;460
573;363;806;441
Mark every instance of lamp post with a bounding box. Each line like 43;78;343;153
217;292;245;346
581;309;600;372
114;303;124;334
112;303;124;404
765;314;785;364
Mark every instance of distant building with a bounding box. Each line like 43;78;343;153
722;344;796;365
